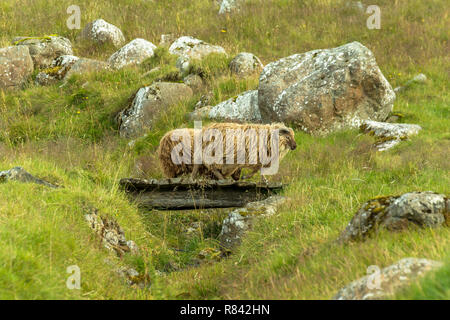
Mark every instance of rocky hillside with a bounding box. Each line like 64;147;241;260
0;0;448;299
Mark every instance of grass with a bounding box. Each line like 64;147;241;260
0;0;448;299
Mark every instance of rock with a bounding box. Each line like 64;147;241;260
360;120;422;151
118;82;193;138
188;105;212;121
339;192;449;243
209;90;261;122
333;258;443;300
229;52;263;77
84;207;138;256
35;55;79;85
0;166;58;188
116;266;150;288
159;34;177;47
394;73;427;92
219;0;239;14
63;57;110;79
0;46;33;90
183;74;204;92
108;38;157;70
219;196;287;250
169;36;227;72
13;36;73;69
80;19;125;48
258;41;395;135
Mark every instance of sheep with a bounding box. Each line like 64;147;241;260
157;128;242;180
198;122;296;181
158;123;296;181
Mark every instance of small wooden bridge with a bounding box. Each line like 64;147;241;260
119;178;284;210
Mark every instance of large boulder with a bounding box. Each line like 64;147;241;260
229;52;263;77
13;36;73;69
258;41;395;135
80;19;125;48
339;192;449;243
108;38;157;69
209;90;261;122
0;46;33;90
333;258;442;300
118;82;193;138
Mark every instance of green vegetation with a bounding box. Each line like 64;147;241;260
0;0;448;299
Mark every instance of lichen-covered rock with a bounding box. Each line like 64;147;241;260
183;74;204;92
63;57;109;79
219;0;239;14
360;120;422;151
219;196;287;250
170;36;227;59
80;19;125;48
258;41;395;135
188;105;213;121
0;45;33;90
84;207;139;256
13;36;73;69
108;38;156;69
118;82;193;138
209;90;261;122
169;36;227;72
333;258;443;300
35;55;79;85
0;166;58;188
339;192;449;243
229;52;263;77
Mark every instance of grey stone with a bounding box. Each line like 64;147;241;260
0;166;58;188
360;120;422;151
13;36;73;69
80;19;125;48
339;192;449;243
219;196;287;250
108;38;156;70
229;52;263;77
0;46;33;90
209;90;261;122
333;258;443;300
118;82;193;138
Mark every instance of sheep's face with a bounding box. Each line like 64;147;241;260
278;127;297;151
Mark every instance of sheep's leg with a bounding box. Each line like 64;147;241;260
191;164;200;179
212;168;225;180
260;175;269;185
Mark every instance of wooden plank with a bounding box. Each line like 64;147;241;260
119;178;284;210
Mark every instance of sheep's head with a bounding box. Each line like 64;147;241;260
276;125;297;151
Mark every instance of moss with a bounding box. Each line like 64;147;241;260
42;66;62;76
13;34;57;45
